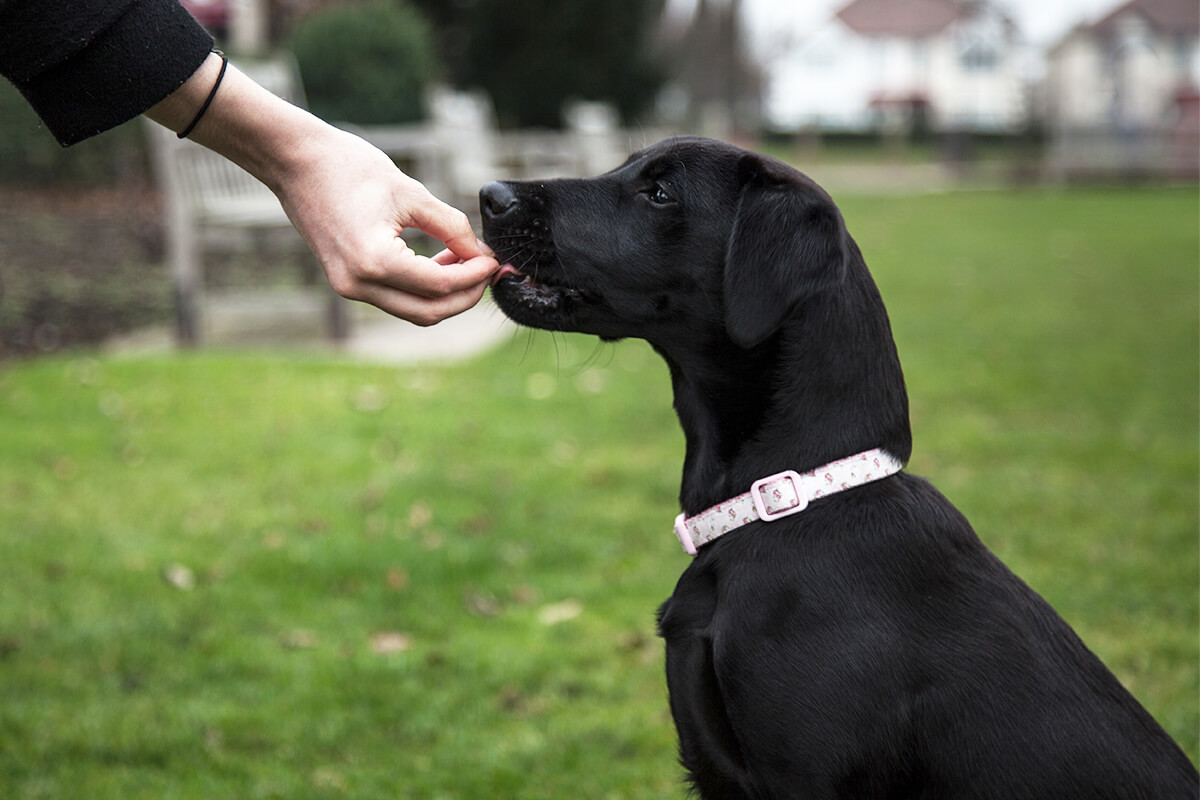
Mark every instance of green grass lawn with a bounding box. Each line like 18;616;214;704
0;187;1196;798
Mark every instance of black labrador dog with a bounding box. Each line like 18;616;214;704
479;137;1197;798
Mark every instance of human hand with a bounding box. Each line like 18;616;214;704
152;55;500;326
274;126;499;326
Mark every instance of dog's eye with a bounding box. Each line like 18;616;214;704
646;183;674;206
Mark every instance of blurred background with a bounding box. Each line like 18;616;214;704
0;3;1196;798
0;0;1196;355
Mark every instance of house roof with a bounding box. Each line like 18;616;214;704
1088;0;1199;38
835;0;965;37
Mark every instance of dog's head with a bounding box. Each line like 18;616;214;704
481;137;850;350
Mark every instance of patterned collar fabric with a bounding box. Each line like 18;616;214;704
673;449;904;556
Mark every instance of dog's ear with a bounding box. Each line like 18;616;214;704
723;155;850;348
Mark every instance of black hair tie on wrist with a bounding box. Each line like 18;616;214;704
178;50;228;140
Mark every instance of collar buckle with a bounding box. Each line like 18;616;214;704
750;470;809;521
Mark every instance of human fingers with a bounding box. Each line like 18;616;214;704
430;244;494;266
352;275;491;327
403;194;487;261
385;248;499;299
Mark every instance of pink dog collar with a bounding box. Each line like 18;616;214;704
673;448;903;555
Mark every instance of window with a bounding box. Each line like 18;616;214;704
960;40;999;71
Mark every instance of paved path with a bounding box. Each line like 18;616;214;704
342;298;516;365
108;293;517;365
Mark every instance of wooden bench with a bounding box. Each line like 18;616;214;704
144;56;349;345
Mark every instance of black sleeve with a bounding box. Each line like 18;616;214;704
0;0;214;146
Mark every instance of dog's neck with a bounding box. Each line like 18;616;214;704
657;258;912;516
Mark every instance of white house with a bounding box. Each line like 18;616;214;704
1045;0;1198;128
764;0;1026;134
1044;0;1199;177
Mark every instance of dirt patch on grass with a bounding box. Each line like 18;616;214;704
0;185;169;359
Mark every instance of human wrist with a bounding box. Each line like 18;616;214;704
175;52;228;139
147;52;334;193
145;50;228;135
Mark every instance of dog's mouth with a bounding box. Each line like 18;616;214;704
489;262;587;315
489;263;530;288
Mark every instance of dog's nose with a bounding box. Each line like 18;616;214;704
480;181;519;221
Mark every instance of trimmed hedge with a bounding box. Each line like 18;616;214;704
290;0;439;126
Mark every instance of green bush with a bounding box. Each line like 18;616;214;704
290;0;439;126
